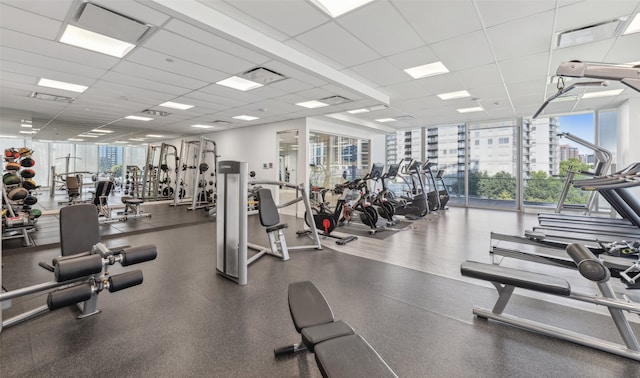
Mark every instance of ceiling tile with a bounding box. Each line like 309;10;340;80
555;0;639;31
1;47;107;79
476;0;557;27
348;58;411;87
338;1;424;56
125;48;227;83
431;30;495;71
455;63;503;89
499;52;549;85
114;61;209;90
0;3;62;40
164;19;271;65
386;46;440;71
143;30;255;75
92;0;171;27
223;0;328;37
294;22;380;68
486;10;555;62
1;0;73;21
394;0;481;43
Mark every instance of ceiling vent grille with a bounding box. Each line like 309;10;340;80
211;120;232;125
29;92;75;103
320;95;351;105
73;3;150;44
557;18;626;48
142;109;171;117
395;115;415;121
240;67;286;85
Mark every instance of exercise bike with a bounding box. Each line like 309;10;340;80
303;183;358;245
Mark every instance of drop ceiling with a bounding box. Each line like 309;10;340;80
0;0;639;144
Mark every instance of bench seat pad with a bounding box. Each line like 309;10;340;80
314;334;397;378
460;261;571;296
288;281;334;332
301;320;354;352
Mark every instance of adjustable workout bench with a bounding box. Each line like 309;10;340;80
275;281;397;378
461;243;640;361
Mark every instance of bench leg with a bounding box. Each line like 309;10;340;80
274;340;307;356
490;283;514;314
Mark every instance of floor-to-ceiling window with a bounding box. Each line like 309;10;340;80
468;120;519;209
425;124;466;206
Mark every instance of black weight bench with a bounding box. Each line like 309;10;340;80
275;281;397;378
461;243;640;361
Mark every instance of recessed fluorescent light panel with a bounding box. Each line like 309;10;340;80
78;134;99;138
457;106;484;113
125;115;153;121
232;115;259;121
128;138;145;142
91;129;113;133
216;76;263;91
60;24;135;58
295;100;329;109
191;124;215;129
624;13;640;35
582;89;624;99
159;101;194;110
38;78;88;93
310;0;374;18
375;118;396;123
437;90;470;100
404;61;449;79
146;134;164;138
21;124;32;128
68;138;84;141
19;130;37;134
115;141;129;144
347;108;370;114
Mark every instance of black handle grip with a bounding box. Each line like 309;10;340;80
108;270;144;292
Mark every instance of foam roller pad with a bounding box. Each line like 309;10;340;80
121;245;157;266
566;243;609;282
47;284;93;310
54;254;103;282
108;270;144;292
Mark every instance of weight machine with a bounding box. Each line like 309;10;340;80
172;137;218;210
141;143;179;201
215;161;321;285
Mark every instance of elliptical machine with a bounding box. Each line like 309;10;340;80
434;169;450;209
422;161;441;212
367;163;396;226
394;159;429;219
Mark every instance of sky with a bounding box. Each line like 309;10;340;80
558;113;595;153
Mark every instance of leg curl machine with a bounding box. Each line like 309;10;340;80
1;242;157;333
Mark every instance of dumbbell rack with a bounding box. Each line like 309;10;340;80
2;148;38;246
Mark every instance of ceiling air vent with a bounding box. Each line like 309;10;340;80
319;95;351;105
395;115;415;121
211;120;232;125
74;2;150;44
29;92;75;103
142;109;171;117
557;18;626;48
239;67;286;85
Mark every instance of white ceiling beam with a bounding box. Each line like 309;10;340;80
150;0;389;106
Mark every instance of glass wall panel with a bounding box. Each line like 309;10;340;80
29;141;50;188
468;120;518;209
309;132;370;191
385;128;422;165
522;114;595;209
425;124;466;205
